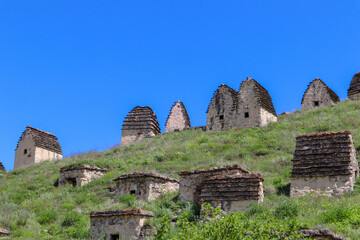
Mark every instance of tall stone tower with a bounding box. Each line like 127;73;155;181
348;72;360;100
14;126;63;170
165;101;191;133
121;106;161;146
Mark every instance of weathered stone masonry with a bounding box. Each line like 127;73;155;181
348;72;360;100
59;165;107;187
165;100;191;133
121;106;161;146
90;209;153;240
298;229;345;240
301;78;339;111
113;172;179;201
290;131;359;198
14;126;62;170
200;173;264;212
179;164;250;203
0;162;5;171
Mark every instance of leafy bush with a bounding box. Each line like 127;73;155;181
273;201;299;219
62;211;82;227
118;194;136;208
38;210;57;225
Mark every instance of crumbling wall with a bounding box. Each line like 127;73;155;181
348;72;360;100
59;165;107;187
165;101;191;133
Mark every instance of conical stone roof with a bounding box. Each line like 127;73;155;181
348;72;360;98
122;106;161;134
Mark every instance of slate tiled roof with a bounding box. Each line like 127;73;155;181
348;72;360;97
90;209;154;218
16;126;62;155
165;101;191;128
113;172;179;182
301;78;340;104
60;165;108;173
291;131;357;178
0;162;5;171
179;164;250;176
122;106;161;134
206;84;238;113
200;173;263;201
239;78;277;116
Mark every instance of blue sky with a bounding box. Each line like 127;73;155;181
1;1;360;170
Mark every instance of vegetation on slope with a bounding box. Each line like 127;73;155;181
1;100;360;239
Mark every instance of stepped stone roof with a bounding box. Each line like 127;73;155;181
0;162;5;171
179;164;250;176
348;72;360;97
16;126;62;154
60;165;108;173
90;209;154;218
200;173;263;201
122;106;161;134
165;100;191;128
301;78;340;104
206;84;237;113
239;77;277;116
113;172;179;182
298;229;345;240
291;131;355;178
0;227;10;235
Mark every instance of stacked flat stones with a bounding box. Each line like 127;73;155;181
348;72;360;100
0;162;5;171
122;106;161;135
200;173;263;202
206;84;238;114
165;101;191;133
291;131;356;178
301;78;340;105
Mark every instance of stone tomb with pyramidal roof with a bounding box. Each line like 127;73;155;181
348;72;360;100
0;162;5;172
14;126;63;170
290;131;359;198
59;165;108;187
90;209;153;240
301;78;340;111
113;172;179;202
121;106;161;146
200;173;264;212
165;100;191;133
179;164;250;204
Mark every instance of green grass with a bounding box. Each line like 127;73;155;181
1;100;360;239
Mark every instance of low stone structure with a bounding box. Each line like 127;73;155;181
206;84;237;131
179;164;250;203
121;106;161;146
165;101;191;133
184;126;206;131
90;209;153;240
298;229;345;240
59;165;107;187
14;126;63;170
290;131;359;198
0;162;5;171
348;72;360;100
113;172;179;201
301;78;340;110
235;77;277;128
200;173;264;212
0;227;10;238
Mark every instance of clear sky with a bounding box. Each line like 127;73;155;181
1;1;360;171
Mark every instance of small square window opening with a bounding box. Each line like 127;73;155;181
314;101;319;107
219;115;224;120
23;149;27;154
130;190;136;195
111;234;120;240
245;112;249;118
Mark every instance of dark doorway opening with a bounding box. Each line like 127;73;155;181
244;112;249;118
66;178;77;187
314;101;319;107
111;234;120;240
219;115;224;120
130;190;136;195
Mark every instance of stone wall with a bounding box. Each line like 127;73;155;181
290;131;359;198
165;101;191;133
298;229;345;240
206;84;237;131
301;78;339;111
113;173;179;201
0;227;10;239
348;72;360;100
121;129;157;146
179;165;250;203
59;165;107;187
0;162;5;171
90;209;153;240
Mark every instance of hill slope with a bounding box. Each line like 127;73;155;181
1;100;360;239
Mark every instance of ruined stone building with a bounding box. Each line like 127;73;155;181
14;126;62;170
121;106;161;146
235;77;277;128
298;229;345;240
113;172;179;202
179;164;250;203
90;209;153;240
59;165;107;187
301;78;340;111
165;101;191;133
206;84;237;131
0;162;5;171
290;131;359;198
0;227;10;238
348;72;360;100
200;173;264;212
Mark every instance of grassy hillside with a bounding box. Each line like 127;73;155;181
2;100;360;239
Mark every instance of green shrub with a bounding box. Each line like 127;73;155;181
274;201;299;219
118;194;136;208
62;211;82;227
38;210;57;225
